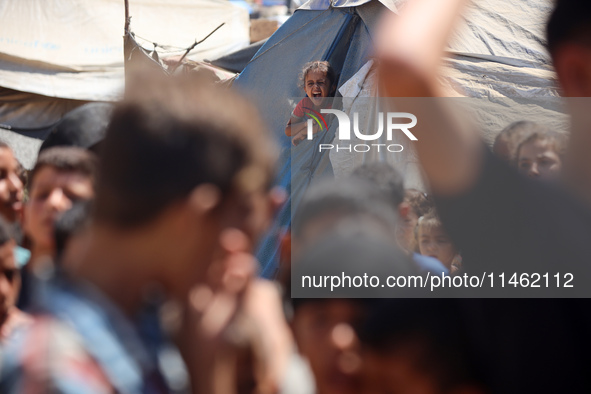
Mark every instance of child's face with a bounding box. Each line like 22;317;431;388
0;239;18;328
0;148;23;223
418;224;457;269
517;139;562;180
24;167;94;255
304;70;332;107
292;300;364;394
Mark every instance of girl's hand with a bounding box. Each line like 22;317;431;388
292;130;307;146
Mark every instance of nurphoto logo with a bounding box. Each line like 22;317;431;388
307;109;418;152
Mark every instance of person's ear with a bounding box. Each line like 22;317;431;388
188;184;221;215
553;44;591;97
398;202;411;220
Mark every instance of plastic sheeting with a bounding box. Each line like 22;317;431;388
0;0;250;166
209;40;268;73
234;0;562;278
299;0;397;12
0;88;84;169
0;0;250;101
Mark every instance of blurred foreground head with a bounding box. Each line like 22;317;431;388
97;73;276;232
291;226;416;394
547;1;591;97
281;178;398;291
291;178;398;256
92;73;277;295
361;299;485;394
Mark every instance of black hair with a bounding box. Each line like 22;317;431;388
291;223;417;309
291;178;398;240
30;147;98;190
40;103;114;152
547;0;591;56
351;161;405;207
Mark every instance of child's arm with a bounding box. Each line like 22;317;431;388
286;116;321;146
285;115;306;137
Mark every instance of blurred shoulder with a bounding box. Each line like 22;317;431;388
0;315;114;394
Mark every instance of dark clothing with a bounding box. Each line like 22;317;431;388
435;148;591;297
432;148;591;392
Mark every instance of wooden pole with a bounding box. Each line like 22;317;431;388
124;0;130;33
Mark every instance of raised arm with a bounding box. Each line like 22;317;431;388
285;116;321;146
376;0;484;196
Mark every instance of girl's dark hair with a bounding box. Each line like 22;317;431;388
299;61;336;90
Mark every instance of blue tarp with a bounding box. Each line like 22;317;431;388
234;1;389;278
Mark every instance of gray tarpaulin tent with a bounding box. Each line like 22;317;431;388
209;40;268;73
0;0;249;168
234;0;561;277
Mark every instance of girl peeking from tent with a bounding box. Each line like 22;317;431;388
285;61;336;146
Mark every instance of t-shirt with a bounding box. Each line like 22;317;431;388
291;97;332;119
429;148;591;392
434;148;591;296
292;97;317;119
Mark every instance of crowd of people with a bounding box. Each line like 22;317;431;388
0;0;589;393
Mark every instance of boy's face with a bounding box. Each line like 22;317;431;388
162;184;278;299
305;70;333;107
24;167;94;254
0;148;23;223
292;300;364;394
0;239;18;328
418;225;457;269
517;139;562;180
